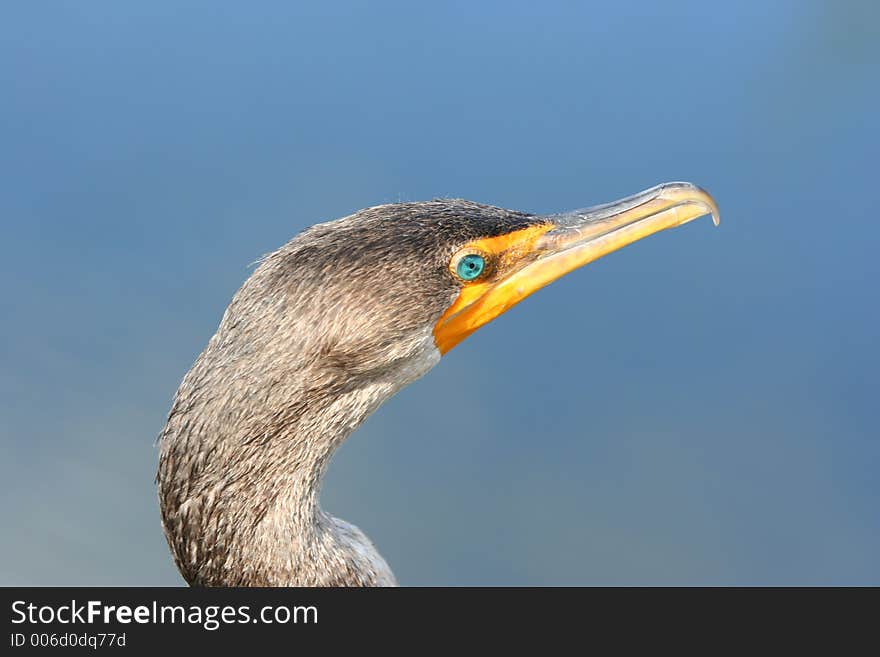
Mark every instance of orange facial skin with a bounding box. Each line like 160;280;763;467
433;224;553;354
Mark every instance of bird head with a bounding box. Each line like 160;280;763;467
233;182;718;396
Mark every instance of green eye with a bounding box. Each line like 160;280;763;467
455;253;486;281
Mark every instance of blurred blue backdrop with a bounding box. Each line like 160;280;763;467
1;0;878;585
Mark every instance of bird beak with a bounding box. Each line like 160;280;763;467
433;181;720;354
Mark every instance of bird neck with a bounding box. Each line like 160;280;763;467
159;371;399;586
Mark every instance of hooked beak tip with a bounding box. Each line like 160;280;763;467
656;181;720;227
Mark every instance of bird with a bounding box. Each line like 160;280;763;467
157;181;719;586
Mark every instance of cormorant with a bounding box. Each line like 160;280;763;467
157;181;719;586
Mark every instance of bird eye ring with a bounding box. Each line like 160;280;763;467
452;251;488;282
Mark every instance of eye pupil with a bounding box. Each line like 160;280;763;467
456;254;485;281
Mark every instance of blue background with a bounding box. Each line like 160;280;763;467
1;1;878;585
